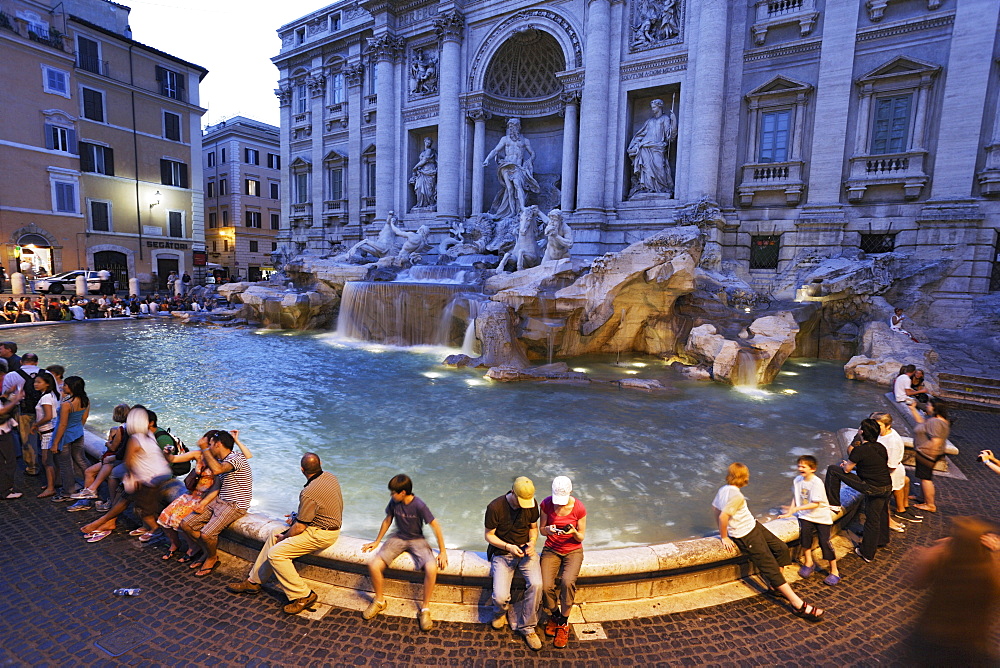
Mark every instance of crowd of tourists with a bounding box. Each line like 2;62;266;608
0;333;997;659
0;293;220;323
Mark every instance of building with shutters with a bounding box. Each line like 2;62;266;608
202;117;282;282
273;0;1000;322
0;0;206;291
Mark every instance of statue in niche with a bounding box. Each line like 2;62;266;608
409;137;438;210
483;118;540;218
409;48;438;96
390;218;431;262
347;211;401;260
497;205;543;272
542;209;573;262
627;98;677;198
632;0;680;47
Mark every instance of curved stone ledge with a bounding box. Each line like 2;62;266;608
84;428;861;621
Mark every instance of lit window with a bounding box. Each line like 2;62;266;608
244;179;260;197
245;211;262;228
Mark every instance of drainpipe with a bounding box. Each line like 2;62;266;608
129;44;144;261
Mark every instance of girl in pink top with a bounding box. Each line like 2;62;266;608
539;476;587;649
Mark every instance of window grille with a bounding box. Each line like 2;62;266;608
749;235;780;269
860;233;895;254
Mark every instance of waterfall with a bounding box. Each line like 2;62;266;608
395;266;471;284
336;281;472;346
461;299;481;356
732;348;760;387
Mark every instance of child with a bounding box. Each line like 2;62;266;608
361;474;448;631
714;462;824;622
779;455;840;585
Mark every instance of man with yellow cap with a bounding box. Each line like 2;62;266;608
484;476;543;651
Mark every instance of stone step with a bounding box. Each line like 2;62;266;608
937;390;1000;412
938;372;1000;388
938;380;1000;397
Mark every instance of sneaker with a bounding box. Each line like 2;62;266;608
69;488;98;500
489;610;508;629
522;631;543;651
226;580;261;594
896;509;923;522
553;624;570;649
362;598;387;620
3;491;22;500
854;547;873;564
418;608;433;631
95;501;111;512
67;500;92;512
544;618;560;637
283;590;317;615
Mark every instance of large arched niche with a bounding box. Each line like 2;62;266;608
483;30;565;100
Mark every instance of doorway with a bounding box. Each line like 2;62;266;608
94;251;127;292
156;257;179;290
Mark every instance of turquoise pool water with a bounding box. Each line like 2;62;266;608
12;321;886;549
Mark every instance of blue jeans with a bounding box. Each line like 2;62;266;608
490;552;542;634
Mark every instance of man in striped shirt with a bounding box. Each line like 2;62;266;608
180;430;253;577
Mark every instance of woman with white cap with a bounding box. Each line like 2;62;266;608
539;475;587;649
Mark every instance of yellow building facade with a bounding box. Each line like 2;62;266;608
0;0;206;291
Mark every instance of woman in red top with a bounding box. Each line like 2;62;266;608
539;476;586;649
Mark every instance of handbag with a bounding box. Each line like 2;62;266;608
183;466;199;492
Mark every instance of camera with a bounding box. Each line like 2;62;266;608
979;454;988;463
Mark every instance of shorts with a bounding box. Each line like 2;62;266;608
133;483;164;518
38;431;54;451
375;534;435;571
890;466;906;491
914;451;942;481
181;498;246;538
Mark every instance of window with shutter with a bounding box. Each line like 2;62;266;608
82;88;104;122
168;211;183;237
79;143;113;175
270;213;280;229
207;182;215;198
219;178;228;196
160;159;188;187
90;200;111;231
77;36;100;74
871;94;912;155
270;182;279;199
249;240;259;252
53;181;77;213
164;112;181;141
758;110;790;163
208;212;217;228
43;66;69;96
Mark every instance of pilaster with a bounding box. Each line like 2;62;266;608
575;0;612;218
435;10;465;223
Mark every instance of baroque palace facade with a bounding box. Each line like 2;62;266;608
0;0;206;290
273;0;1000;321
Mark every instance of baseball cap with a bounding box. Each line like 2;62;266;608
512;476;535;508
551;476;572;505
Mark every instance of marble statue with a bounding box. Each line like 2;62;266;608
391;219;431;261
483;118;540;217
409;137;438;210
627;99;677;198
409;47;438;96
497;205;542;272
542;208;573;262
632;0;680;47
348;211;400;260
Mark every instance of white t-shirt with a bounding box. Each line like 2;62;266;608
69;305;85;320
34;393;58;430
893;374;912;402
792;475;833;525
1;364;40;394
879;428;907;491
713;485;756;539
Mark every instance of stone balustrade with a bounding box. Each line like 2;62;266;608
845;150;928;201
738;160;805;206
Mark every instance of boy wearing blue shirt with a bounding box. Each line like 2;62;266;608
362;474;448;631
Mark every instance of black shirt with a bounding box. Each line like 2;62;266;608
849;440;892;487
485;494;539;547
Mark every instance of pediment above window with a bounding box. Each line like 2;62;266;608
289;156;312;171
858;56;940;86
746;76;813;106
323;148;348;164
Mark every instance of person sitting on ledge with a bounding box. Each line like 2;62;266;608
361;473;448;631
714;462;824;622
226;452;341;616
910;369;933;405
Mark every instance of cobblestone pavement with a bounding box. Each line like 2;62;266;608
1;410;998;667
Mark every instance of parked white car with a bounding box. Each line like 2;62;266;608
32;270;107;295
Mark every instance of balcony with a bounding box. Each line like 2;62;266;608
291;202;312;218
978;144;1000;197
364;94;377;108
751;0;819;45
324;199;347;213
845;150;928;201
77;55;110;77
362;196;376;211
738;161;805;206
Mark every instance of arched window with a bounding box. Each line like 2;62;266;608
484;30;565;99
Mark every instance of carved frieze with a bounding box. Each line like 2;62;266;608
408;46;439;100
619;54;687;81
629;0;683;53
403;103;440;123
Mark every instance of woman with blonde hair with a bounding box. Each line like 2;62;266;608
713;462;824;622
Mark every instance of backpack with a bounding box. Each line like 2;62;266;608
15;369;42;413
155;427;191;476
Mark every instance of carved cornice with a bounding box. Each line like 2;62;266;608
744;40;820;63
365;33;405;63
856;13;954;42
619;54;688;81
434;10;465;44
402;103;440;123
344;62;365;87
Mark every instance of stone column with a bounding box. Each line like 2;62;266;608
575;0;612;214
559;91;580;212
367;33;403;222
345;62;364;238
469;109;489;215
273;83;293;247
803;0;860;205
929;0;999;199
435;10;464;222
308;69;326;239
685;0;727;200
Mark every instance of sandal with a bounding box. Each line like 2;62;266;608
194;561;219;577
177;552;202;564
161;548;178;561
793;602;824;623
128;528;147;537
86;530;112;543
798;565;815;578
823;574;841;586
